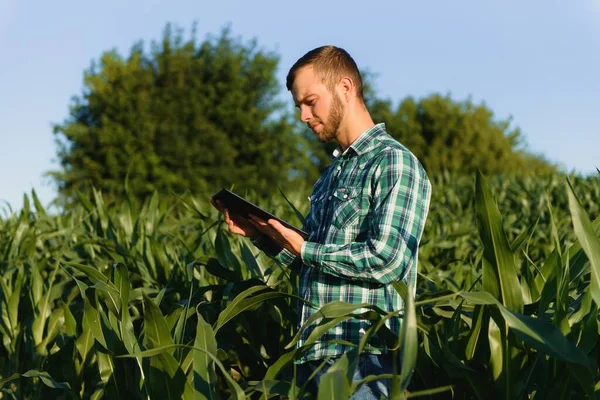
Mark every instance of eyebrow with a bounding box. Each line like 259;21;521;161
294;94;316;108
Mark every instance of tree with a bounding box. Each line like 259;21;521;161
49;23;317;205
298;71;556;178
365;91;557;177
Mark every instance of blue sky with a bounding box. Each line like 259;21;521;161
1;0;599;213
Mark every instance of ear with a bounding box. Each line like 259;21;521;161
338;76;354;102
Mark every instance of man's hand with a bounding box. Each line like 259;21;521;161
210;199;260;238
248;214;305;257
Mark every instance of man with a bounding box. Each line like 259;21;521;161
212;45;431;399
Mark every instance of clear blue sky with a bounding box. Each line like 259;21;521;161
1;0;599;213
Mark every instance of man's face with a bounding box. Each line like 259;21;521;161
291;66;345;143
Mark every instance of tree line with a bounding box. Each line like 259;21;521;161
49;23;557;207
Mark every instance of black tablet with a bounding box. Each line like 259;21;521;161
211;189;309;239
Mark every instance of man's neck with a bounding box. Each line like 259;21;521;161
336;110;375;151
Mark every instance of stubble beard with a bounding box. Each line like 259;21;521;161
317;92;345;143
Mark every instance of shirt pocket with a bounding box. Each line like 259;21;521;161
307;191;327;233
331;186;362;229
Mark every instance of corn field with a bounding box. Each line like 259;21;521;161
0;171;599;399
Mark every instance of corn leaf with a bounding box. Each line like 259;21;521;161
193;312;218;399
475;170;523;313
567;178;600;309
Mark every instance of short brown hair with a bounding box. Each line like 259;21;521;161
286;45;365;103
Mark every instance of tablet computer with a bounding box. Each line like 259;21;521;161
211;189;309;239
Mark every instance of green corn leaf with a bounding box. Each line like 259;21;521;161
142;293;174;352
570;288;593;326
75;325;94;368
112;263;139;356
64;260;111;286
214;290;289;333
247;380;297;399
303;315;353;349
475;170;523;313
31;188;46;216
76;190;95;214
147;236;170;282
175;264;195;363
8;221;28;260
489;318;504;387
40;307;65;350
509;218;538;254
286;301;379;350
83;292;108;350
63;303;77;336
465;305;486;360
31;259;43;306
166;307;184;333
181;348;194;377
440;344;492;399
92;187;109;234
213;284;270;330
497;307;593;369
117;344;246;400
317;363;350;400
176;193;209;220
567;178;600;309
96;350;116;387
240;241;263;279
193;312;218;399
91;280;122;317
264;344;313;380
22;369;72;390
576;302;599;355
406;385;454;398
197;256;240;283
32;261;61;351
278;187;306;227
113;263;130;315
460;292;594;374
148;351;193;400
214;229;242;277
8;268;23;333
391;281;417;396
0;373;20;388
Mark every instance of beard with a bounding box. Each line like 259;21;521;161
314;92;345;143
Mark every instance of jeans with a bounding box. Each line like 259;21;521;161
295;353;394;399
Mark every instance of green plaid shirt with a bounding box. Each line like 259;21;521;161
253;123;431;363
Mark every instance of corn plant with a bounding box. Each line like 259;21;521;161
0;171;598;399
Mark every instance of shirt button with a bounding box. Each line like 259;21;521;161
337;165;341;170
343;194;348;199
328;196;332;200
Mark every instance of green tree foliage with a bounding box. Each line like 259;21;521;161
299;74;556;177
50;24;557;207
49;24;316;205
366;90;557;176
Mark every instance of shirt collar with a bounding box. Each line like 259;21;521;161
332;123;386;158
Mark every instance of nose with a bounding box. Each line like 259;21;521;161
300;105;312;123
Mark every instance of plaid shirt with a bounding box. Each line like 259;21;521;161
253;123;431;363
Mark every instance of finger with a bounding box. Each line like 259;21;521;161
222;208;232;223
249;217;276;238
267;219;289;238
268;219;282;230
